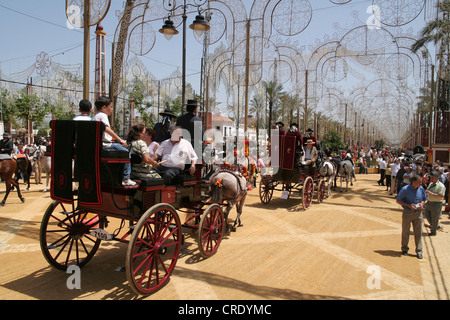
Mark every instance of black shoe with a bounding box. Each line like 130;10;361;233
402;250;408;255
417;252;423;259
428;232;436;236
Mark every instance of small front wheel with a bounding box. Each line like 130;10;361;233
259;176;273;204
126;203;181;295
198;204;225;258
302;176;314;210
317;179;326;204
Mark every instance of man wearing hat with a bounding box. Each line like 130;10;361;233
303;128;317;148
0;133;13;155
275;121;286;136
176;99;203;154
303;139;318;167
154;108;177;143
424;171;446;236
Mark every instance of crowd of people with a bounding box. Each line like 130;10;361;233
349;145;449;260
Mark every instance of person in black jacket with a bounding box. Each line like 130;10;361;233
154;109;177;143
0;133;13;155
176;99;203;157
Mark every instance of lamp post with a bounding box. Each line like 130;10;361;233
159;0;210;115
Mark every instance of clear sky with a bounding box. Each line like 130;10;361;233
0;0;430;129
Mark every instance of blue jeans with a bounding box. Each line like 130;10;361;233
105;142;131;179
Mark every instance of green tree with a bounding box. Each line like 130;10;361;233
263;80;284;138
12;88;50;129
1;88;14;123
411;0;450;53
321;130;345;152
374;139;386;148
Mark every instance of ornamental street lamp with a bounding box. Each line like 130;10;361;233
159;0;210;114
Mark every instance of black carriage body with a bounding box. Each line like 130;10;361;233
48;119;208;219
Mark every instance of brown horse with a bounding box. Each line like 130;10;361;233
0;158;25;206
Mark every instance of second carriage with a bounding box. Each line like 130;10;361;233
258;133;327;209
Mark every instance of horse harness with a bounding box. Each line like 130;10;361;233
213;168;248;201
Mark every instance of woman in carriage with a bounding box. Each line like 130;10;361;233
126;124;162;180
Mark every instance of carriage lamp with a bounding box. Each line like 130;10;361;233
159;18;179;40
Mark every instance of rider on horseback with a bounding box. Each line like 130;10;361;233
0;133;13;155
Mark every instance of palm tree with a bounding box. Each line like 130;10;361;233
263;80;284;138
411;0;450;53
249;94;264;157
279;93;301;126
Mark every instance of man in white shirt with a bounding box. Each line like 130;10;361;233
390;158;401;195
377;156;387;186
154;126;198;185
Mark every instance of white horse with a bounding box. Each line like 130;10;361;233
338;159;354;192
33;145;51;192
319;160;336;197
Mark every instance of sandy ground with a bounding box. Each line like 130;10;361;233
0;173;449;301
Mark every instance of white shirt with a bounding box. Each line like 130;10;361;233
73;115;92;121
391;162;400;176
92;112;112;147
156;138;198;170
379;160;386;170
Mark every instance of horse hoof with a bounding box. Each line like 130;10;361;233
0;202;4;206
20;198;25;203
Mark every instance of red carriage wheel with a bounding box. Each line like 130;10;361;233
126;203;181;295
40;200;103;270
317;179;326;204
302;176;314;209
259;176;274;204
198;204;225;258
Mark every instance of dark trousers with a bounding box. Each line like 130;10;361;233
385;174;391;189
378;169;386;185
155;165;183;185
424;202;442;234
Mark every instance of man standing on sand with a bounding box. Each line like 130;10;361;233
424;171;446;236
396;174;427;259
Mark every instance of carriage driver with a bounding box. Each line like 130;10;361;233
303;139;318;167
0;133;13;155
153;126;198;185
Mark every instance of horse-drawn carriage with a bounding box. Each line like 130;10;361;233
39;120;229;295
258;133;328;209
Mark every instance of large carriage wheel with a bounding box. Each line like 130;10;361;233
259;176;274;204
40;200;103;270
198;204;225;258
316;179;326;204
302;176;314;209
126;203;182;295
